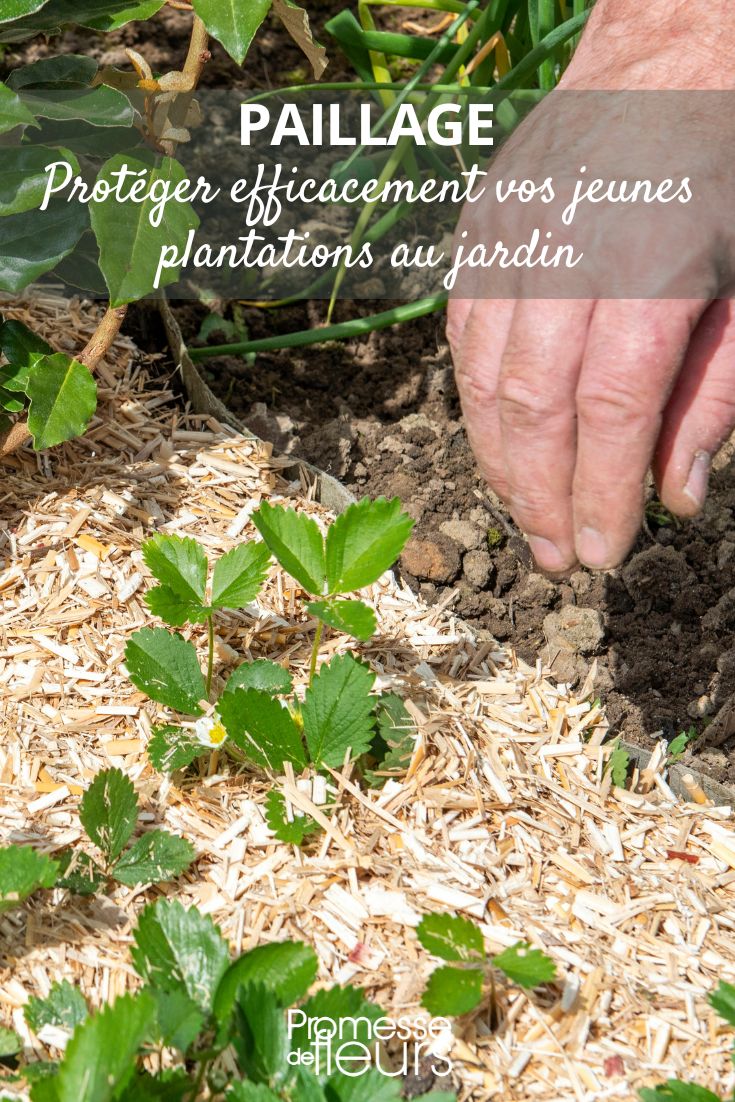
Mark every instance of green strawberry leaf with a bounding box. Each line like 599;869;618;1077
79;767;138;861
211;541;271;610
607;740;630;788
55;992;155;1102
91;152;199;305
0;79;39;133
302;653;375;768
364;693;416;787
191;0;272;65
710;981;735;1028
421;965;483;1017
125;628;206;715
0;845;58;914
231;983;288;1084
131;899;230;1015
213;939;318;1024
218;688;306;772
26;353;96;451
639;1085;723;1102
112;830;195;887
264;790;321;846
142;534;207;605
493;942;556;989
145;584;209;627
417;913;484;963
55;849;106;896
224;659;292;697
306;599;376;642
226;1084;281;1102
289;986;382;1060
327;1068;402;1102
0;1026;21;1058
116;1069;192;1102
252;502;326;595
25;982;88;1034
325;497;413;595
146;986;204;1054
147;725;203;774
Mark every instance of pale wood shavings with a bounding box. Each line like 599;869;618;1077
0;295;734;1100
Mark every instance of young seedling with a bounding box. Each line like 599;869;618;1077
417;912;556;1022
55;767;194;894
252;495;414;682
667;727;695;763
126;499;417;830
14;898;456;1102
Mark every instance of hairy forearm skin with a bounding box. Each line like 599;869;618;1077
562;0;735;88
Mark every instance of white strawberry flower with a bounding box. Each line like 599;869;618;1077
194;713;228;749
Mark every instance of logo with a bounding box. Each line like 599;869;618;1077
286;1012;454;1079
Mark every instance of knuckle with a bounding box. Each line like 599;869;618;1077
497;373;556;431
576;377;650;432
454;354;498;408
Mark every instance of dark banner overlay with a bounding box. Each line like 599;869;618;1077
2;90;732;301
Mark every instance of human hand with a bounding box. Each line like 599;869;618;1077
448;0;735;573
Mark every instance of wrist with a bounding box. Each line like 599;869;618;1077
562;0;735;89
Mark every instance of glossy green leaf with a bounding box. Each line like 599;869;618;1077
20;86;134;127
0;387;24;412
493;942;556;989
131;899;230;1014
289;985;381;1060
252;502;326;595
327;1068;402;1102
306;598;376;642
142;534;208;603
26;353;96;450
91;152;199;306
25;982;88;1034
226;1084;281;1102
55;992;155;1102
0;318;51;387
213;939;318;1023
365;693;415;786
125;628;206;715
0;80;38;133
225;659;292;697
302;653;375;768
264;790;320;846
0;147;80;218
79;767;138;861
218;688;306;772
112;830;195;887
417;913;484;963
211;541;271;610
0;0;48;26
0;199;88;292
147;725;203;774
191;0;272;65
0;845;58;914
7;55;98;90
0;0;166;40
231;983;287;1083
325;497;413;594
421;965;483;1017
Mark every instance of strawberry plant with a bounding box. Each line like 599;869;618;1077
416;912;556;1018
2;898;457;1102
0;844;57;915
125;497;416;833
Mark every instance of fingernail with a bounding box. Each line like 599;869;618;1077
577;526;612;570
684;450;710;513
527;536;572;574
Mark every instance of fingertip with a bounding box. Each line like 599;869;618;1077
526;535;578;575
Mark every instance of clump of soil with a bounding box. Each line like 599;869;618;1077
195;301;735;787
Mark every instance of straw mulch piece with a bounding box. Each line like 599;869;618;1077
1;295;735;1102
